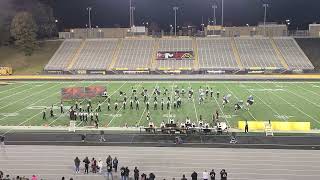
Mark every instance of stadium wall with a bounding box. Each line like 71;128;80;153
295;38;320;70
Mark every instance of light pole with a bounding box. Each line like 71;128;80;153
173;6;179;36
263;3;269;36
221;0;224;26
212;4;217;25
86;7;92;29
129;0;132;27
131;6;135;27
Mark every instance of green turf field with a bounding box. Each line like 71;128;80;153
0;81;320;129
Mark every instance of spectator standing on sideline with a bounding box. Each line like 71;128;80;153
113;157;119;172
61;177;65;180
83;157;90;174
210;169;216;180
124;166;130;180
31;175;38;180
120;166;126;180
105;163;113;180
181;174;187;180
191;171;198;180
0;136;4;151
0;171;3;179
134;167;139;180
141;173;147;180
98;159;103;174
220;169;227;180
202;170;209;180
106;155;112;165
74;157;80;173
91;158;97;173
149;172;155;180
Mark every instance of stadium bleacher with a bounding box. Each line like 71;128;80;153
273;37;314;70
70;39;118;71
197;38;239;70
234;37;284;69
112;39;154;71
44;37;315;73
44;39;82;71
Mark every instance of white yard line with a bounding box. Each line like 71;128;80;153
106;81;134;127
244;83;282;117
167;81;175;122
48;82;96;126
0;83;62;123
0;82;50;109
0;84;73;135
76;82;128;127
223;83;257;121
0;83;46;101
0;83;29;94
107;83;143;127
211;86;231;128
189;82;199;123
298;83;320;97
285;85;320;108
137;82;155;126
257;83;320;125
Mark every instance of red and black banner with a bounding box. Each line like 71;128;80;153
62;86;106;100
156;51;194;60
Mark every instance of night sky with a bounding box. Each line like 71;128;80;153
52;0;320;31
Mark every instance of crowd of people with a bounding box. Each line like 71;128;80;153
0;171;41;180
73;155;228;180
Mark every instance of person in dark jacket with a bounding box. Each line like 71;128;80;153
83;157;90;174
220;169;227;180
105;163;113;180
141;173;147;180
106;155;112;165
181;174;187;180
191;171;198;180
149;172;155;180
113;157;119;172
74;157;80;173
124;167;130;180
210;169;216;180
120;166;126;180
134;167;139;180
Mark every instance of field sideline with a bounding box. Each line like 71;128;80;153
0;81;320;131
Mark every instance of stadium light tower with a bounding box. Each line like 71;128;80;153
212;4;217;25
173;7;179;36
263;3;269;36
221;0;224;26
86;7;92;29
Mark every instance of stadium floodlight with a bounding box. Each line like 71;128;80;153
263;3;269;36
173;6;179;36
55;19;58;23
86;7;92;29
212;4;217;25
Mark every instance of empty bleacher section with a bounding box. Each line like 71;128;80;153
274;37;315;70
44;39;82;72
234;37;284;69
197;38;239;70
112;39;154;71
70;39;118;72
44;37;315;74
156;39;194;70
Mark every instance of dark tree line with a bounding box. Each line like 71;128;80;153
0;0;57;55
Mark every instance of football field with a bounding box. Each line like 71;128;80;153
0;80;320;130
